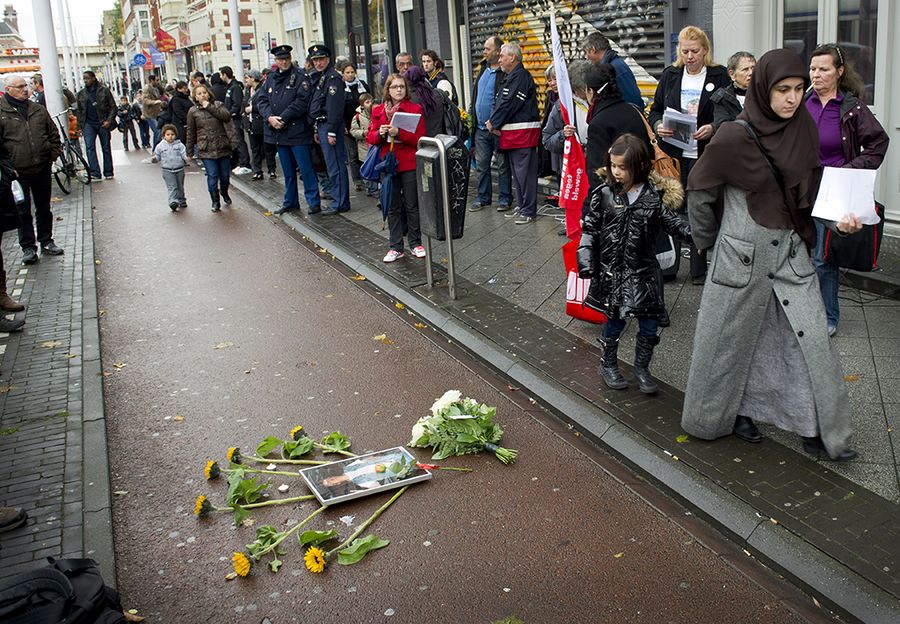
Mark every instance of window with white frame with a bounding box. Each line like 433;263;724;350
137;8;152;40
782;0;878;101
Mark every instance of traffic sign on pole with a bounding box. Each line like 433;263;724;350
133;53;147;66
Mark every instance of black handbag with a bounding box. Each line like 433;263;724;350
822;201;885;271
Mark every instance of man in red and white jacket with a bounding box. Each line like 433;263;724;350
485;42;540;224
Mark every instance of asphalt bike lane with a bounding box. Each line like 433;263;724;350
91;150;832;623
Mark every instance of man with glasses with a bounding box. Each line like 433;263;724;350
0;75;64;265
75;71;117;181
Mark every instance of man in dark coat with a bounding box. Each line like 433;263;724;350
209;74;228;103
486;42;540;225
0;75;64;264
468;36;512;213
582;32;643;108
257;45;321;215
309;45;350;214
0;141;27;324
168;81;193;143
711;51;756;130
220;66;251;172
75;71;117;180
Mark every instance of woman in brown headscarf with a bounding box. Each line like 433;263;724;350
680;49;862;461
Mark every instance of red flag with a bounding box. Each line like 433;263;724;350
550;7;589;239
155;29;177;53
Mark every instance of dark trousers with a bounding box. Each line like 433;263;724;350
121;121;139;149
16;165;55;251
387;170;420;252
138;119;150;147
83;122;113;178
344;135;361;182
604;315;659;340
680;157;706;278
231;119;251;169
201;157;231;193
508;147;538;217
277;145;320;210
248;133;277;175
317;128;350;211
473;128;512;207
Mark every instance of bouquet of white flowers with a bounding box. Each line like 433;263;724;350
409;391;518;464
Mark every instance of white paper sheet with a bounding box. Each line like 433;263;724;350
812;167;880;225
390;112;421;133
661;107;697;152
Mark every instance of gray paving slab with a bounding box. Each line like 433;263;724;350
0;181;114;585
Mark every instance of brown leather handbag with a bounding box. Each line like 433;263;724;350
637;109;681;180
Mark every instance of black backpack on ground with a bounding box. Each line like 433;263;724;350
0;558;126;624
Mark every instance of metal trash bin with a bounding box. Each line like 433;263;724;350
416;134;469;241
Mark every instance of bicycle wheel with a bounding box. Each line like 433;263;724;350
68;143;91;185
54;153;72;195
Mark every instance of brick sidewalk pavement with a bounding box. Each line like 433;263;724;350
0;181;113;584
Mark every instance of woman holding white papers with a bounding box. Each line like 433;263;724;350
366;74;426;263
805;44;889;337
681;49;862;462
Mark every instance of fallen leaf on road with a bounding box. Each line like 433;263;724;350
351;274;367;281
51;196;62;203
506;385;520;391
114;490;128;496
318;247;328;254
65;353;78;359
244;369;252;374
224;572;238;581
95;259;101;265
676;434;689;443
414;322;427;329
41;340;63;348
0;386;15;394
325;294;334;298
113;362;126;369
56;216;64;221
843;374;859;382
99;309;106;317
263;211;273;217
173;415;185;422
214;342;234;349
372;334;394;345
394;302;405;310
613;552;624;558
124;611;145;622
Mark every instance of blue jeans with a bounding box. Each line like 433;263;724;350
82;122;113;178
317;128;350;211
147;117;160;148
277;144;320;210
473;127;512;207
603;316;659;341
201;157;231;193
813;218;840;328
138;119;150;147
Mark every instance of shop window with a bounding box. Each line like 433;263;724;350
782;0;818;62
837;0;877;101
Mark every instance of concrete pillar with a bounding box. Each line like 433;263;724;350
227;0;244;81
33;0;66;117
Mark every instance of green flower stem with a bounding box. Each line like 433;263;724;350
223;468;304;477
327;486;408;557
314;443;357;458
239;494;316;510
244;455;328;465
434;466;473;472
253;505;327;559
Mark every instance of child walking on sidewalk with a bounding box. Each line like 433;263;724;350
577;133;691;394
154;124;189;211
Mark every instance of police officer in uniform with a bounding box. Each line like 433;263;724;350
308;45;351;214
256;44;321;215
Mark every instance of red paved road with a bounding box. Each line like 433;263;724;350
93;151;829;623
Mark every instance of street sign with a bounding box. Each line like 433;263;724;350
132;53;147;66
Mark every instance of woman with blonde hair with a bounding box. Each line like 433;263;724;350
648;26;729;284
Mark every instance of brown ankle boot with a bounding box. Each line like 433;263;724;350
0;292;25;312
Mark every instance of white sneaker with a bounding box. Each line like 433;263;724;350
232;166;252;175
383;249;404;263
411;245;426;258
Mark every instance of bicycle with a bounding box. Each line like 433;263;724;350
51;109;91;194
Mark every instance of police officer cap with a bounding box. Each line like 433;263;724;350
271;44;293;59
307;45;331;60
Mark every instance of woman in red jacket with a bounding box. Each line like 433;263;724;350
367;73;426;263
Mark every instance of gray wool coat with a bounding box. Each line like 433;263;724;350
681;185;853;459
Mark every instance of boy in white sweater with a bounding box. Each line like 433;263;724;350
153;124;189;211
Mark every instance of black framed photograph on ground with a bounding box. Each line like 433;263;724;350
299;447;432;505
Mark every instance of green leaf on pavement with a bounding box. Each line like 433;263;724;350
283;437;315;459
255;436;284;457
675;435;689;443
337;534;390;565
320;431;352;453
298;529;339;547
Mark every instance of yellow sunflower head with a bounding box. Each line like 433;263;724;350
194;494;212;517
232;551;252;577
304;546;326;574
226;447;242;464
290;425;306;441
204;460;221;480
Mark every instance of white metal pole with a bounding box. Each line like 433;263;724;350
33;0;66;117
227;0;244;81
63;0;82;88
53;0;74;94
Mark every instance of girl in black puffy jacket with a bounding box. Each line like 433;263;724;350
577;133;691;395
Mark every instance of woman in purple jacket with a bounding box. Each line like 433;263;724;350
805;44;889;337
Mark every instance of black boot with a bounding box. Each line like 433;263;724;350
633;334;660;395
221;186;232;205
210;190;221;212
597;336;628;390
0;316;24;332
734;415;763;443
802;436;857;461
